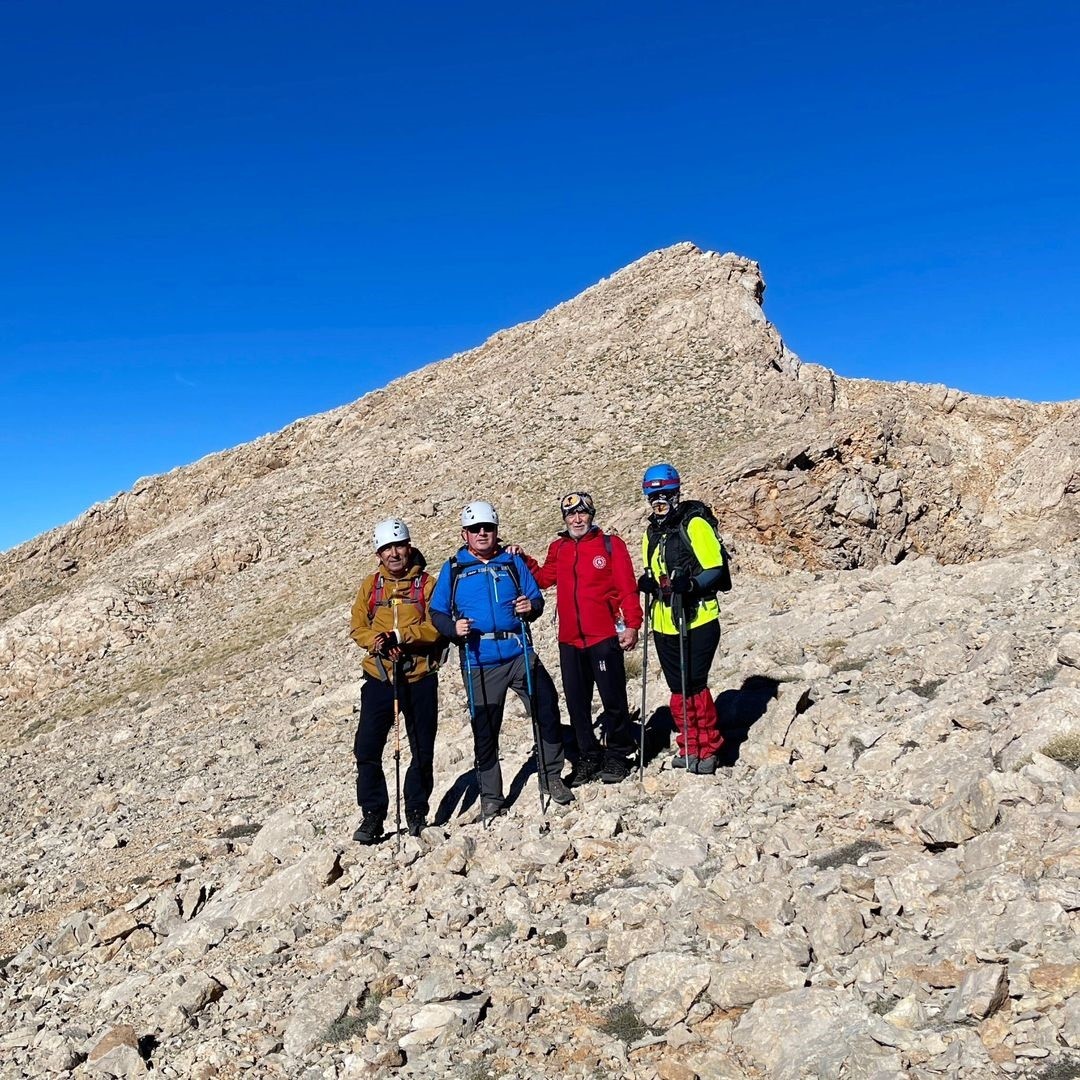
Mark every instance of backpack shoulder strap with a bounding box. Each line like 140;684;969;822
645;525;661;573
678;501;718;548
412;571;429;619
504;554;523;595
369;570;432;619
449;553;525;616
367;572;385;618
677;520;697;568
677;503;733;591
678;499;717;527
448;556;462;616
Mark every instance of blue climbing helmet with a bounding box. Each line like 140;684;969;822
642;463;681;499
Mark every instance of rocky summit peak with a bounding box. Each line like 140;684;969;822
1;246;1079;1078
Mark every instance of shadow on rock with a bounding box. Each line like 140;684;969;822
435;721;575;818
634;706;674;768
716;675;779;766
506;719;577;808
434;770;480;825
506;754;540;809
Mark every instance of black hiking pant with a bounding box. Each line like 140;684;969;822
559;637;636;760
653;619;721;695
354;671;438;820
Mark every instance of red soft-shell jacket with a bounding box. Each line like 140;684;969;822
525;528;643;648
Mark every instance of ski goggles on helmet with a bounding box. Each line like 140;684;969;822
560;491;595;518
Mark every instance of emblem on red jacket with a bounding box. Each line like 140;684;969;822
593;555;607;569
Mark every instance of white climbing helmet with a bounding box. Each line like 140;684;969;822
460;500;499;528
373;517;410;551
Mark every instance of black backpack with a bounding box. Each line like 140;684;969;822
646;500;733;594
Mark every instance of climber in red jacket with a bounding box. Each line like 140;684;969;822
522;492;643;785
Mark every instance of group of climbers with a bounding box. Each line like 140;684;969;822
347;464;728;845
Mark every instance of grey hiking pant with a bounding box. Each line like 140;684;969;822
464;652;564;803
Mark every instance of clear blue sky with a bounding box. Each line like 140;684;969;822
3;1;1078;553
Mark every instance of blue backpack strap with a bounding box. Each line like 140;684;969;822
449;552;526;618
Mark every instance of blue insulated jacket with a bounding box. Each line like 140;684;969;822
430;547;545;668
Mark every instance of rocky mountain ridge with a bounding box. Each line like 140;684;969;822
1;243;1079;1078
3;244;1077;718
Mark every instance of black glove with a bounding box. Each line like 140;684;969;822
376;631;398;657
637;573;659;597
669;571;695;596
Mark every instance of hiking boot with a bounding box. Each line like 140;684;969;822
352;813;384;845
600;755;632;784
672;754;698;770
542;776;575;806
480;797;506;820
566;755;603;788
690;755;717;775
405;810;427;837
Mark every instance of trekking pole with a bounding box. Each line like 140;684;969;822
676;594;692;767
391;658;402;849
519;620;549;816
462;636;488;829
391;609;402;849
639;587;652;783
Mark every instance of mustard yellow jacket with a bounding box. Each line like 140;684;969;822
349;553;445;682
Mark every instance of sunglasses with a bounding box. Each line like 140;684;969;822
465;523;496;534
